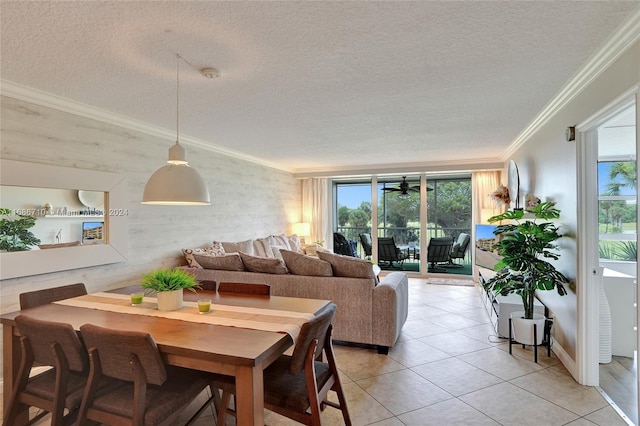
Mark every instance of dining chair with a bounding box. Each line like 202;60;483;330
213;302;352;426
197;280;217;291
19;283;87;310
3;315;91;426
77;324;216;426
217;281;271;296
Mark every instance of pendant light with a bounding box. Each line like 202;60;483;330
142;54;211;205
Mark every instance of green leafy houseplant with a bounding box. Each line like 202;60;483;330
0;208;41;252
140;268;200;294
482;202;569;320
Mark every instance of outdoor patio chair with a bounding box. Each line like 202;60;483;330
378;237;409;269
334;232;357;256
427;236;454;272
359;233;373;259
446;232;471;268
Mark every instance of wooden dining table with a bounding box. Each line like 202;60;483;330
1;286;331;426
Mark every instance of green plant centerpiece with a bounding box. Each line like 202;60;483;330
140;268;200;311
0;208;41;252
483;202;569;320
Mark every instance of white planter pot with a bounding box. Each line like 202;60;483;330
510;311;545;345
156;289;183;311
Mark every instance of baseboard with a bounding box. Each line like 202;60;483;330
551;340;579;382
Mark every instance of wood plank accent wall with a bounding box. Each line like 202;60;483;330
0;96;301;378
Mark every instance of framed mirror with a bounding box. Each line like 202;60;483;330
0;159;128;280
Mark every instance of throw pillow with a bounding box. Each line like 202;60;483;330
270;245;287;262
220;239;255;255
210;241;226;256
317;251;376;279
193;253;245;271
183;247;216;268
269;234;292;251
280;250;333;277
253;237;275;258
239;252;288;274
286;234;303;253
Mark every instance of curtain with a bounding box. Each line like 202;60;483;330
473;171;502;224
301;178;330;246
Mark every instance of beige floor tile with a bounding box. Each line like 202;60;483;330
333;346;406;381
397;398;500;425
400;318;450;339
365;418;406;426
424;312;484;331
583;405;631;426
387;337;451;367
564;418;600;425
318;381;395;426
418;330;493;356
458;346;545;380
510;367;609;416
460;382;579;425
356;369;452;415
456;323;508;346
411;357;503;396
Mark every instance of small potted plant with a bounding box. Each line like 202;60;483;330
140;267;200;311
482;201;569;345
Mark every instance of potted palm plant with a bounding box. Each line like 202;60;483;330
483;201;569;345
140;268;200;311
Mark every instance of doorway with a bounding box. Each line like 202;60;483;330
578;90;637;425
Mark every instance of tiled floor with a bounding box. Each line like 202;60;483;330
3;278;630;425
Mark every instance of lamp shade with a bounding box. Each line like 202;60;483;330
142;163;210;205
292;222;311;237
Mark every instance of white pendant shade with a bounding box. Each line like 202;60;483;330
142;144;210;205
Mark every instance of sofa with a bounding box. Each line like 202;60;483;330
181;235;409;353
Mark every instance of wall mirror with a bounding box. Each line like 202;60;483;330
0;159;128;280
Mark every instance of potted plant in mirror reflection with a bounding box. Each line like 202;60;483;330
140;268;200;311
482;201;568;345
0;208;41;252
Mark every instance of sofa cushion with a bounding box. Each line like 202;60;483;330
183;247;217;268
239;253;288;274
280;250;333;277
220;239;254;255
317;251;376;279
253;237;275;258
193;253;245;271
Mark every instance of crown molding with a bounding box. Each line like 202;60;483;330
293;158;504;178
503;8;640;160
0;80;292;173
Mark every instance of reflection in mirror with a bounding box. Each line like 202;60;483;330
0;159;128;280
1;186;106;249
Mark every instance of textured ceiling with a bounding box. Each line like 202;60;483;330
1;1;639;174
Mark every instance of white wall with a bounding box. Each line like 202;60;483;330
508;41;640;365
0;96;301;377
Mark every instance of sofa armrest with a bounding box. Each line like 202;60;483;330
372;272;409;347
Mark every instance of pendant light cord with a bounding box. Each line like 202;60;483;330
176;53;180;145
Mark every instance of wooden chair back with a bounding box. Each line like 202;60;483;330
19;283;87;309
217;282;270;296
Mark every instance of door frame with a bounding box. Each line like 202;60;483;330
576;86;638;386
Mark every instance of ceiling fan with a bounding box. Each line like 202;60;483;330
382;176;431;198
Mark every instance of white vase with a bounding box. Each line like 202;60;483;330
156;289;183;311
510;311;546;345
